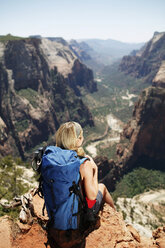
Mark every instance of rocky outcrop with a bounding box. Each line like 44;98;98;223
119;32;165;86
40;38;97;95
69;39;103;72
67;59;97;95
0;37;96;159
116;189;165;237
153;60;165;87
69;40;92;62
116;86;165;171
85;205;163;248
153;226;165;248
1;194;164;248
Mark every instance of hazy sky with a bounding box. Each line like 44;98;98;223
0;0;165;43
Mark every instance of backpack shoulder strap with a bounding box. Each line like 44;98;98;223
79;157;89;165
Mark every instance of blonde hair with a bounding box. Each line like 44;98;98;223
55;122;85;157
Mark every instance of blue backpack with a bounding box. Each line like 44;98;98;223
32;146;95;230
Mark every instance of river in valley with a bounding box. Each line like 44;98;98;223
85;89;137;157
86;113;124;157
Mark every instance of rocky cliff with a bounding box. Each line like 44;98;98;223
69;39;103;72
69;40;92;62
0;37;97;159
117;86;165;171
1;193;164;248
119;32;165;87
96;33;165;189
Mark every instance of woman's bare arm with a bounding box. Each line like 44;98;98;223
80;157;99;200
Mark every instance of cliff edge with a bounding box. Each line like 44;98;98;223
0;194;164;248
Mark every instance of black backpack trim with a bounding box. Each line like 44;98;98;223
69;179;97;229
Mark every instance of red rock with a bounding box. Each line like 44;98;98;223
16;221;31;233
0;216;13;248
32;194;48;221
0;202;162;248
126;224;141;243
153;226;165;248
12;223;47;248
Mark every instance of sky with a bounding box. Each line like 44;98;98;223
0;0;165;43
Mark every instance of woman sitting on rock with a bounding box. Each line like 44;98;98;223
55;121;115;212
43;121;115;248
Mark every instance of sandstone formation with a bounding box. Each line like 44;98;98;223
119;32;165;86
1;194;164;248
69;40;92;63
0;37;97;159
153;60;165;87
117;86;165;171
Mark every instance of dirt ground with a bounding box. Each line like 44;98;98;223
12;223;48;248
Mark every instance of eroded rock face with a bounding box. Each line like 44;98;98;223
117;86;165;171
119;32;165;87
5;39;49;91
67;59;97;96
153;61;165;87
0;38;96;159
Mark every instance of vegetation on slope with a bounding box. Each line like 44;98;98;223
0;34;25;42
82;62;148;151
0;156;30;218
84;62;147;126
112;167;165;201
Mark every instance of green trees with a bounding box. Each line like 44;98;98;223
0;156;29;201
112;167;165;200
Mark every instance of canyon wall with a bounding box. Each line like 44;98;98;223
98;32;165;189
119;32;165;87
0;37;97;159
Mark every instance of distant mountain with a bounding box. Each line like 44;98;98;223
69;39;102;72
27;36;144;71
119;32;165;87
77;38;144;66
